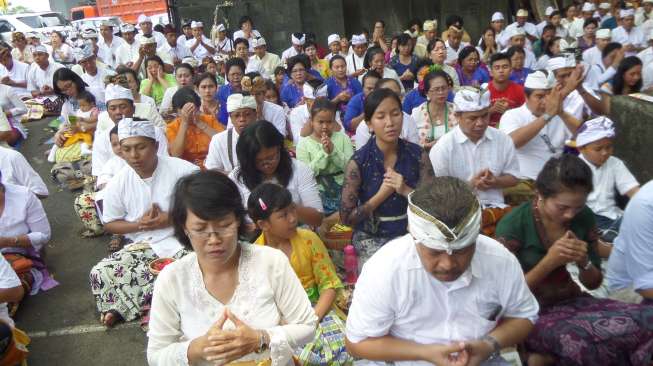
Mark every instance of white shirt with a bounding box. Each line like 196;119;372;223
229;159;323;214
158;85;179;116
637;46;653;66
581;155;639;220
563;89;586;120
146;245;318;366
137;31;167;50
346;52;366;76
445;40;469;65
612;26;646;56
26;61;64;92
0;84;27;118
567;18;587;39
231;102;286;137
0;60;30;97
346;234;539;366
499;104;572;180
102;155;198;257
583;46;603;67
281;46;301;65
0;183;51;251
205;128;239;172
244;57;269;79
584;62;617;90
214;37;234;55
232;29;262;52
643;61;653;90
288;104;310;147
354;112;420;149
98;36;126;68
0;255;19;328
160;42;193;63
430;126;520;208
115;40;141;67
186;36;214;61
81;65;115;91
0;145;48;197
254;52;282;79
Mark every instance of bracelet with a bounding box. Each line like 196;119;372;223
481;334;501;359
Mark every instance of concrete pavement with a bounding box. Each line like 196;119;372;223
12;118;148;365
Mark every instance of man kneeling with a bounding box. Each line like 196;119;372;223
346;177;539;365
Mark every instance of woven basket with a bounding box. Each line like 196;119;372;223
323;230;353;251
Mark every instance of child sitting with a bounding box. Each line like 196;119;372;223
577;116;640;242
48;90;98;162
248;183;352;366
296;98;354;223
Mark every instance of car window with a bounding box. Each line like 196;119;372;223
0;20;15;33
17;13;69;28
16;16;42;28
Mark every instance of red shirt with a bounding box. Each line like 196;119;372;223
488;81;525;127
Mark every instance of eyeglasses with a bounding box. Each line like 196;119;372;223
428;86;449;94
185;222;238;240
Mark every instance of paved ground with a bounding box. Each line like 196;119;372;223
12;117;148;365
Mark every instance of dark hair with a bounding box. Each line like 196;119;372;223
328;55;346;69
602;42;623;59
376;77;401;91
506;45;525;58
375;19;386;28
364;88;401;121
51;30;66;42
194;72;218;87
310;97;336;118
273;66;286;76
236;120;293;189
109;124;119;137
407;18;421;30
362;69;382;86
162;24;175;34
395;33;413;55
427;38;445;54
175;63;194;76
479;27;497;52
286;55;309;76
225;57;246;75
116;66;140;84
239;15;254;28
172;86;201;110
77;90;96;104
613;56;642;95
153;24;164;33
304;40;317;50
263;80;281;105
53;68;87;98
234;37;249;50
446;14;464;28
0;41;12;52
583;18;598;29
145;55;164;68
542;24;556;35
457;46;479;66
544;37;562;57
535;154;593;198
171;170;248;250
411;177;477;228
247;183;293;222
363;46;385;69
489;52;511;67
550;10;561;18
421;70;452;98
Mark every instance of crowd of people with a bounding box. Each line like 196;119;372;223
1;1;653;365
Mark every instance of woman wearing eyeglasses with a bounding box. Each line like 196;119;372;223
281;55;311;109
147;170;318;366
455;46;490;88
410;69;457;150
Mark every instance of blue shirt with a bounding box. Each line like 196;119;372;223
607;181;653;292
280;82;305;109
402;89;426;114
601;16;618;30
510;68;532;86
456;64;491;87
343;92;365;132
389;55;418;91
215;84;234;125
352;137;421;238
326;76;363;116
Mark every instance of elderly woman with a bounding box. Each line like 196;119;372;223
0;179;56;309
147;170;317;366
166;86;224;168
411;69;457;150
281;55;311;109
495;154;653;366
10;32;32;64
364;47;404;94
455;46;490;87
139;55;176;107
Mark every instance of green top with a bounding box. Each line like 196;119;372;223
139;74;177;106
295;131;354;189
495;201;602;273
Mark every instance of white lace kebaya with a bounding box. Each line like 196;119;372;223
146;243;318;366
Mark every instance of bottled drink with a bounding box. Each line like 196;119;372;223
343;245;358;285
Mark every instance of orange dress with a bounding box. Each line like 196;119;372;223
165;114;225;168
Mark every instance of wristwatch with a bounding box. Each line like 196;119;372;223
541;113;554;122
481;334;501;359
255;330;269;354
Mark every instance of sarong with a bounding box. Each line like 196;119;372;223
298;311;353;366
73;192;104;237
481;207;512;238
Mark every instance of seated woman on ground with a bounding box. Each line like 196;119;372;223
495;154;653;366
248;183;353;366
0;255;28;365
147;170;317;366
229;120;324;228
139;55;176;107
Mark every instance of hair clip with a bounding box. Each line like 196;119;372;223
259;198;268;211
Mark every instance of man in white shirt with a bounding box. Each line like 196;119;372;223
445;25;467;65
414;20;437;59
213;23;234;57
501;9;538;46
282;33;305;65
503;27;536;69
115;23;140;68
346;177;539;366
430;88;519;235
324;34;344;61
0;145;48;197
612;8;646;56
536;7;556;37
160;24;192;67
26;45;63;98
346;34;368;77
205;94;257;172
547;55;587;120
186;21;215;61
81;27;113;69
252;37;281;79
136;14;166;50
176;20;193;48
636;29;653;64
0;46;29;98
636;0;653;26
98;20;125;69
130;36;171;79
77;46;115;92
583;28;612;66
585;42;623;90
568;3;597;39
234;38;267;78
244;78;286;136
499;70;581;204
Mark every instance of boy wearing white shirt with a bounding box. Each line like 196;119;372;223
346;34;368;77
252;37;281;78
585;42;623;90
346;177;539;366
576;117;639;241
26;46;63;98
186;21;216;61
135;14;166;50
612;9;646;56
430;88;519;236
547;55;587;120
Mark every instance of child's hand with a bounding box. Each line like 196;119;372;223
321;132;333;154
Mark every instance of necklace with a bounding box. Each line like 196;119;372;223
426;101;449;140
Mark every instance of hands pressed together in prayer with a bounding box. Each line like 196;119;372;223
321;132;334;154
189;308;264;365
334;90;352;103
137;204;170;231
489;98;509;115
423;339;495;366
470;169;498;191
545;230;589;268
382;167;412;197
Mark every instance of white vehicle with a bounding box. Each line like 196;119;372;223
149;12;170;27
0;12;72;43
71;16;123;34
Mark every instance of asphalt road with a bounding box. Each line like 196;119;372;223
12;117;148;365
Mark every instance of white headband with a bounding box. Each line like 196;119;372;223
599;2;611;9
453;87;491;112
524;70;555;89
596;29;611;39
291;33;306;45
516;9;528;17
227;94;257;112
547;54;576;71
351;34;367;46
117;118;156;141
576;116;615;147
120;23;136;33
491;12;505;21
545;6;555;16
105;84;134;102
216;24;226;32
620;8;635;18
582;2;596;12
506;26;526;39
137;14;151;24
327;34;341;45
191;21;203;28
407;192;481;254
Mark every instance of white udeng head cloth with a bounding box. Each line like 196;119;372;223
291;33;306;45
117;118;156;141
491;12;505;22
576;116;616;147
327;34;341;45
453;87;491;112
351;34;367;46
105;84;134;102
407;192;481;254
226;94;257;113
547;54;576;71
524;70;556;89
